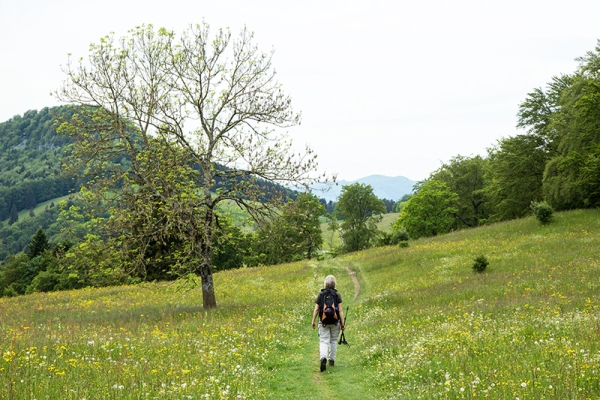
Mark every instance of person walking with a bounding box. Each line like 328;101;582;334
312;275;345;372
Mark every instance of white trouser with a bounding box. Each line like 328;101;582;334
318;322;340;361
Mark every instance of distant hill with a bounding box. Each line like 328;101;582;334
312;175;416;202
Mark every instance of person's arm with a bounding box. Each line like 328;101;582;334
311;303;320;329
338;302;345;331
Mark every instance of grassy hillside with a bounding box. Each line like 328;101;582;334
1;209;599;398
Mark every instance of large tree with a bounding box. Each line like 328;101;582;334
255;193;325;264
335;183;386;252
430;155;488;228
517;40;600;210
56;24;324;309
394;180;458;239
484;134;549;221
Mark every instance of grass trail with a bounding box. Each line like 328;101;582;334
293;257;384;400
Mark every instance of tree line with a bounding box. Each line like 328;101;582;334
393;40;600;239
0;181;394;298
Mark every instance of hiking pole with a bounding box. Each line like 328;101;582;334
338;306;350;347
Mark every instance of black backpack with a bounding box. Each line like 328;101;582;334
319;288;339;325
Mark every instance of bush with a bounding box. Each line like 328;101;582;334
530;201;554;224
26;269;61;293
378;227;411;247
393;228;410;243
472;255;489;273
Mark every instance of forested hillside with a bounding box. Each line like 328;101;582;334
0;106;77;221
0;107;81;260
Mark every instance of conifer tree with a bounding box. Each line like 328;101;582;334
8;204;18;225
29;227;50;259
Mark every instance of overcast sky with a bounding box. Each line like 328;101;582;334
1;0;599;181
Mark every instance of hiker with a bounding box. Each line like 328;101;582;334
312;275;345;372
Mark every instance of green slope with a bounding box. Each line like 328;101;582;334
1;209;599;398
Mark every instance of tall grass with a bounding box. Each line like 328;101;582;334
1;209;599;399
0;263;319;399
346;209;600;399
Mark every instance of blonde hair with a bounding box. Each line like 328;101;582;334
324;275;336;289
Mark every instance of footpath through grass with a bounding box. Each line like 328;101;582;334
1;209;600;398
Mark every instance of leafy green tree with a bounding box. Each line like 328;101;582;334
335;183;386;252
578;144;600;206
56;24;324;309
517;40;600;210
485;135;549;221
0;200;5;222
394;180;458;239
211;215;250;271
255;193;325;264
431;155;488;227
0;253;30;296
517;74;572;147
58;233;125;289
28;227;49;259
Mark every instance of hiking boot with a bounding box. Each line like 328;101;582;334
328;360;335;367
320;357;327;372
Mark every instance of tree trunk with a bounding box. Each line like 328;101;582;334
199;203;217;309
199;264;217;309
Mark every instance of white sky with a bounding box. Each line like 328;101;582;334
1;0;599;181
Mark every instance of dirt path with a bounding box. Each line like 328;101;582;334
345;266;360;301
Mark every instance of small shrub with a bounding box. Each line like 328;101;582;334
531;201;554;224
393;228;410;243
376;232;394;246
377;228;410;247
472;255;489;273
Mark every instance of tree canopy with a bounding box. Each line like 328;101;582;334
517;40;600;210
394;180;458;239
430;155;488;228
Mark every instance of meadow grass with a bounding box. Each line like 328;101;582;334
1;209;600;399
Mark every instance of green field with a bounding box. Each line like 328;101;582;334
1;209;600;398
